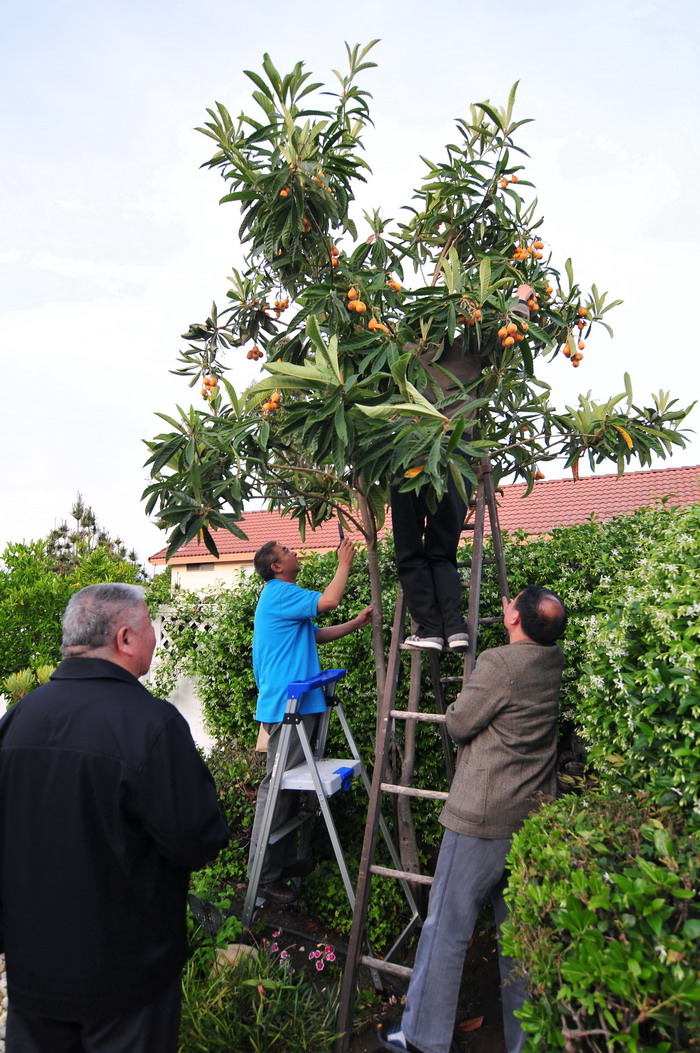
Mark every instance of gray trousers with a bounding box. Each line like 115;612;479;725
402;829;527;1053
248;714;319;883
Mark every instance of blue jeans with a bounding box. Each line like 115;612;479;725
402;830;526;1053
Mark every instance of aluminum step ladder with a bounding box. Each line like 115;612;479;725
241;668;422;935
334;459;509;1052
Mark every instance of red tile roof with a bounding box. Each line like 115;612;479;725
149;464;700;565
495;463;700;535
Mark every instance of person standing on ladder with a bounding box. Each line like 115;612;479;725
378;585;567;1053
392;284;535;653
249;537;373;905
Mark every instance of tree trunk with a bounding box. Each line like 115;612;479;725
358;493;386;704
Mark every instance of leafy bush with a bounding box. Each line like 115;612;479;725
503;794;700;1052
1;664;55;710
577;503;700;814
180;932;340;1052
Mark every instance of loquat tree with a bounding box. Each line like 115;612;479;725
143;43;694;694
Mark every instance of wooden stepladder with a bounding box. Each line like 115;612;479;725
334;459;510;1052
241;668;422;936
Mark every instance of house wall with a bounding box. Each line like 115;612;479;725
171;561;254;592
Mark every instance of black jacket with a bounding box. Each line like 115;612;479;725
0;657;230;1019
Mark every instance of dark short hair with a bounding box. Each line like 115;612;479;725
514;586;567;645
254;541;280;581
62;583;146;653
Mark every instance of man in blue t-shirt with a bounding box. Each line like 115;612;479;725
249;537;373;904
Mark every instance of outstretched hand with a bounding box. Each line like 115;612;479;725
355;605;373;628
336;536;356;568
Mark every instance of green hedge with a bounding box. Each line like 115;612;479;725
503;794;700;1052
577;503;700;812
158;502;700;951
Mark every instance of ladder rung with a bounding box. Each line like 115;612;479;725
380;783;449;801
370;863;434;885
479;616;502;624
440;676;462;684
457;556;496;568
360;955;413;982
390;710;446;723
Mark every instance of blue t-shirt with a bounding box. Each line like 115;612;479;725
253;579;326;723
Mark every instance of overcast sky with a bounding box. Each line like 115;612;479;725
2;0;698;569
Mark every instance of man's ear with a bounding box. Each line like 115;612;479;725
114;624;132;656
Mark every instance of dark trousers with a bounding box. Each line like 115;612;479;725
6;975;182;1053
248;714;320;883
391;475;470;638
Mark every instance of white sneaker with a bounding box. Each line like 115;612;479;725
447;632;470;651
401;635;444;651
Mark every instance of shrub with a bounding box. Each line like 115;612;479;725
503;793;700;1052
180;932;340;1052
576;503;700;815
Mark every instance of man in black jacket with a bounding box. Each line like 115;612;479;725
0;582;230;1053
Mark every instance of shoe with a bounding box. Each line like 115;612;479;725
446;632;470;651
376;1023;424;1052
280;858;317;879
401;635;444;651
258;879;299;905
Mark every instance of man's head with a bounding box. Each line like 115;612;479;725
502;586;567;646
62;583;156;678
254;541;300;582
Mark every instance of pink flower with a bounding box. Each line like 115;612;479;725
280;950;289;960
325;945;334;954
272;930;281;938
271;943;279;953
308;952;316;960
316;960;325;971
326;952;336;962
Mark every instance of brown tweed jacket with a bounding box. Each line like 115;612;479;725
440;640;564;839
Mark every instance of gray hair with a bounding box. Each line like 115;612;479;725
62;583;147;654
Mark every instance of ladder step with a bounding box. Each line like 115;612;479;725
360;955;413;981
380;783;449;802
390;710;446;724
281;757;362;793
370;864;434;885
267;811;314;845
440;675;462;684
479;616;503;624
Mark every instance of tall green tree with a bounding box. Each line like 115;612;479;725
0;498;146;681
143;45;694;691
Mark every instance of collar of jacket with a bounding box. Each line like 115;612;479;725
50;657;143;686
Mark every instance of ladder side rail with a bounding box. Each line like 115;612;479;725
393;649;424;898
334;702;423;920
334;587;408;1052
464;476;487;675
241;706;299;929
293;715;358;908
481;459;510;600
427;649;456;784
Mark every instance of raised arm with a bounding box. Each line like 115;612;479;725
317;537;356;613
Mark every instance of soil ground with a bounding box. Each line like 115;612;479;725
235;892;507;1053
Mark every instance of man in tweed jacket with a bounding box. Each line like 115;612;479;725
379;585;567;1053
